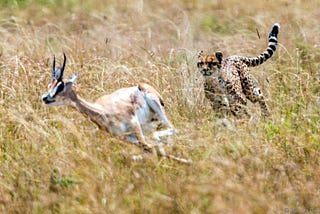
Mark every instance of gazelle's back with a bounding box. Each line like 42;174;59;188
95;83;163;111
95;86;141;113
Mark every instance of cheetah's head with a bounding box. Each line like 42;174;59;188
197;51;223;77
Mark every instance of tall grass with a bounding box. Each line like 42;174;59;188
0;0;320;213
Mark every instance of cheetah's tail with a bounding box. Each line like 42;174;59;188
245;23;280;67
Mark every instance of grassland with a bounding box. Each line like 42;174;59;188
0;0;320;213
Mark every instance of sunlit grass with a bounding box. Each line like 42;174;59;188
0;0;320;213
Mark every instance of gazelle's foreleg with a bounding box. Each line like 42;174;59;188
152;112;179;141
152;129;179;142
130;115;191;164
145;94;179;141
153;107;178;139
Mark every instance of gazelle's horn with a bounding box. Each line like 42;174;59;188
59;53;66;81
52;55;56;79
61;53;66;72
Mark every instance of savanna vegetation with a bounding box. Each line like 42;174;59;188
0;0;320;213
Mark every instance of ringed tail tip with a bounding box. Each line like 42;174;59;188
273;23;280;29
270;23;280;36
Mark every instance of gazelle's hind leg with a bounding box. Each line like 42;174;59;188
144;93;178;141
125;135;138;145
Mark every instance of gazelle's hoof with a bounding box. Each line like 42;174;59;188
143;143;154;152
152;133;161;142
132;155;144;161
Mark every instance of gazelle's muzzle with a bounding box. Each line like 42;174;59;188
41;81;65;105
42;93;55;104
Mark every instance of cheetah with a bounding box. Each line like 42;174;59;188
197;23;280;117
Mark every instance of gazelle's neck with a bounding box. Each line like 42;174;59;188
70;91;108;129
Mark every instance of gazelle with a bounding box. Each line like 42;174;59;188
41;53;191;164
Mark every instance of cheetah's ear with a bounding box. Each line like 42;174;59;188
215;51;223;63
197;50;204;58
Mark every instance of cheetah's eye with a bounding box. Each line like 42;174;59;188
209;62;217;68
197;62;204;67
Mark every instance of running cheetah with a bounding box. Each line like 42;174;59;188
197;23;280;117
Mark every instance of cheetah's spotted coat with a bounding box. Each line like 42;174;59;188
197;23;280;117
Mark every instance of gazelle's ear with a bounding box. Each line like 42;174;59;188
69;73;78;85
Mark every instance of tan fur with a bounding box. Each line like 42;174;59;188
42;72;191;164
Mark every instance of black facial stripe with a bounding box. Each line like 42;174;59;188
210;62;217;66
49;81;65;98
54;82;65;97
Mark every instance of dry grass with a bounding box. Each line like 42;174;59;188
1;0;320;213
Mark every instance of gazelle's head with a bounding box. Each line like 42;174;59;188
42;53;78;106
